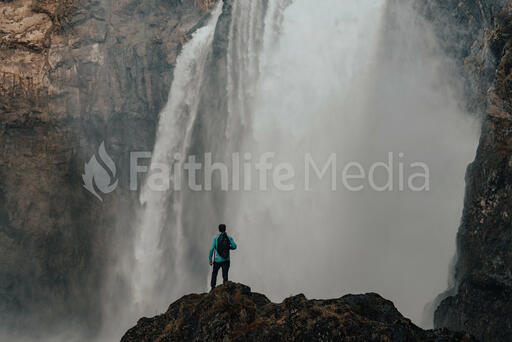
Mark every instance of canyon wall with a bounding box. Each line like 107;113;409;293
0;0;209;334
1;0;511;340
418;0;512;340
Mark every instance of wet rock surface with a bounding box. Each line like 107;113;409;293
0;0;211;333
121;282;475;342
417;1;512;341
1;0;510;339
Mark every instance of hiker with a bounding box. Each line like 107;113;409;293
209;224;237;289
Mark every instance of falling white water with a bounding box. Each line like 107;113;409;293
225;0;264;132
128;0;479;331
226;0;479;328
131;2;223;315
229;0;386;300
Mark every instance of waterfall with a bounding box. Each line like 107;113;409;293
128;0;290;316
131;2;223;314
225;0;478;327
128;0;478;330
229;0;387;301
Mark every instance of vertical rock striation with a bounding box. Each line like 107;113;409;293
0;0;211;335
417;0;512;340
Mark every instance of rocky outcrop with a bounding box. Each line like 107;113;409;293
417;1;512;341
0;0;212;334
1;0;510;339
121;283;474;342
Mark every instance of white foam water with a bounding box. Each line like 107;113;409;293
132;1;223;315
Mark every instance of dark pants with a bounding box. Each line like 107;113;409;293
211;260;230;289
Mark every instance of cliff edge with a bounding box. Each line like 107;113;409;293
121;282;474;342
417;1;512;340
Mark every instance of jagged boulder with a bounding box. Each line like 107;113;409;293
121;282;475;342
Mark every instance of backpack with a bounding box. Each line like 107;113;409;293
216;232;231;259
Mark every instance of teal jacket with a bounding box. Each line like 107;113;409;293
209;233;237;263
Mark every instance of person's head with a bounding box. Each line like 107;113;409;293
219;224;226;233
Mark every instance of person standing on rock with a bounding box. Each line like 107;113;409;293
209;224;237;289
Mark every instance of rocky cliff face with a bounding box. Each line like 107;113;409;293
121;282;474;342
2;0;511;339
417;1;512;341
0;0;211;334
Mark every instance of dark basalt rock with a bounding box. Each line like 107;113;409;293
416;0;512;341
121;282;475;342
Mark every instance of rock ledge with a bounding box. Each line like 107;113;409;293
121;282;474;342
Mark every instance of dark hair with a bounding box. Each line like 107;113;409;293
219;224;226;232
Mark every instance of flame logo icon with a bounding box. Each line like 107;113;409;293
82;142;118;201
